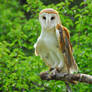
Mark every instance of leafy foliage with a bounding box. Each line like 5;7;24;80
0;0;92;92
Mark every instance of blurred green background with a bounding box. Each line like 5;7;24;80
0;0;92;92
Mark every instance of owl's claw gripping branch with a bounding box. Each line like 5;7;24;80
40;71;92;84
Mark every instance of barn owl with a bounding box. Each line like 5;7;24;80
34;8;78;74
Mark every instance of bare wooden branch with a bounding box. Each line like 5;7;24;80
40;71;92;84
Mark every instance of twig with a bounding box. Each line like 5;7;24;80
40;71;92;84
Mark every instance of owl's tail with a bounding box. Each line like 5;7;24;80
69;59;78;74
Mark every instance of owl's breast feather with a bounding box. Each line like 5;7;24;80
34;30;64;69
34;30;61;59
35;31;59;53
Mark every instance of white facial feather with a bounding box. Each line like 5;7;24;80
39;13;61;30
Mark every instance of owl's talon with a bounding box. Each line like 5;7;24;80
50;69;58;76
56;68;61;72
56;67;62;73
49;67;54;71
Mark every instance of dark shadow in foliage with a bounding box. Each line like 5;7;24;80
40;0;61;5
19;0;31;20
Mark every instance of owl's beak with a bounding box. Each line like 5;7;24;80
46;19;50;28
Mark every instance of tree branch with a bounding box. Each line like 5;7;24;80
40;71;92;84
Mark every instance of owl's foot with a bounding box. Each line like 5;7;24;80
56;66;64;73
50;67;61;75
50;68;67;78
49;67;62;73
50;68;57;75
56;67;61;72
49;67;54;71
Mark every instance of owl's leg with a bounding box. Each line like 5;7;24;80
51;68;67;77
49;63;57;72
50;68;57;75
49;67;54;71
57;61;64;72
55;51;64;72
49;51;59;71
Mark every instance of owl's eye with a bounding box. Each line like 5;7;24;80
51;16;55;20
42;16;46;20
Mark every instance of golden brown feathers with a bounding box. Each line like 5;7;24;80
40;8;58;14
56;24;78;73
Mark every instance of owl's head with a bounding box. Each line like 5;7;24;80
39;8;61;30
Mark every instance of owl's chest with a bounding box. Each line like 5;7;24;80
35;31;64;67
37;31;58;51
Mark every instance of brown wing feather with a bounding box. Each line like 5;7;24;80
63;26;73;51
56;24;78;73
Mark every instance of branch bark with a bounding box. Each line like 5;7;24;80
40;71;92;84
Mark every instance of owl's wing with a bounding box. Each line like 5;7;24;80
56;24;78;73
34;43;38;56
